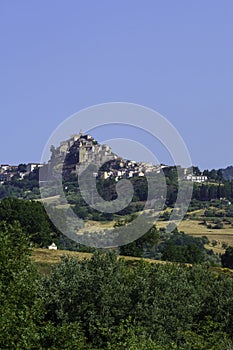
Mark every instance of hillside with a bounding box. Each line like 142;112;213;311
222;165;233;180
31;248;233;278
31;248;171;274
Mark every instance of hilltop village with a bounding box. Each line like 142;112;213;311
48;132;169;180
45;132;208;182
0;132;209;184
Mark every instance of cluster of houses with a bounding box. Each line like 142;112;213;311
48;132;171;180
1;133;209;185
0;163;43;184
49;132;210;183
101;159;168;181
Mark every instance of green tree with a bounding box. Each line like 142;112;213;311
38;251;233;348
221;246;233;268
18;163;27;172
193;166;201;176
0;222;42;349
161;232;205;264
119;225;159;258
0;198;58;246
209;169;217;180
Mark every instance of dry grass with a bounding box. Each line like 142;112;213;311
31;248;93;264
156;219;233;253
36;195;61;203
156;219;233;235
86;220;115;228
76;220;115;234
186;209;206;216
31;248;233;277
31;248;173;266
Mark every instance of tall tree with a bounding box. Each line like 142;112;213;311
0;222;42;349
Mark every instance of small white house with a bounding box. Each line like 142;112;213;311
48;242;57;250
1;164;10;171
185;175;208;183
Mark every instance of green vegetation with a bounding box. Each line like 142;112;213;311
2;165;233;209
0;197;59;246
160;231;207;264
2;165;233;348
0;222;42;349
1;223;233;349
0;197;226;265
221;246;233;269
118;224;160;258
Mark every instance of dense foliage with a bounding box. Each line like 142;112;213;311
1;166;233;211
1;223;233;349
221;246;233;269
0;198;59;246
160;232;207;264
0;222;42;349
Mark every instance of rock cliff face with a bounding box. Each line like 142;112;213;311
47;132;116;179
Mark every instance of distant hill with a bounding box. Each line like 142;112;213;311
222;166;233;180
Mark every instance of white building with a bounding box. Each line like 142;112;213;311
48;243;58;250
1;164;9;171
26;163;43;173
185;174;208;183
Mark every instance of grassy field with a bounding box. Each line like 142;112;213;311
77;220;115;234
31;248;177;274
31;248;233;278
78;209;233;253
36;195;61;203
31;248;167;265
90;216;233;254
31;248;93;264
36;196;233;254
31;249;93;274
156;219;233;253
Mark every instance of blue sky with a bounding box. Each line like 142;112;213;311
0;0;232;169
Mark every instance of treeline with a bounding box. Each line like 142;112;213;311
0;197;59;246
192;181;233;201
1;223;233;349
0;197;95;252
1;166;233;207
